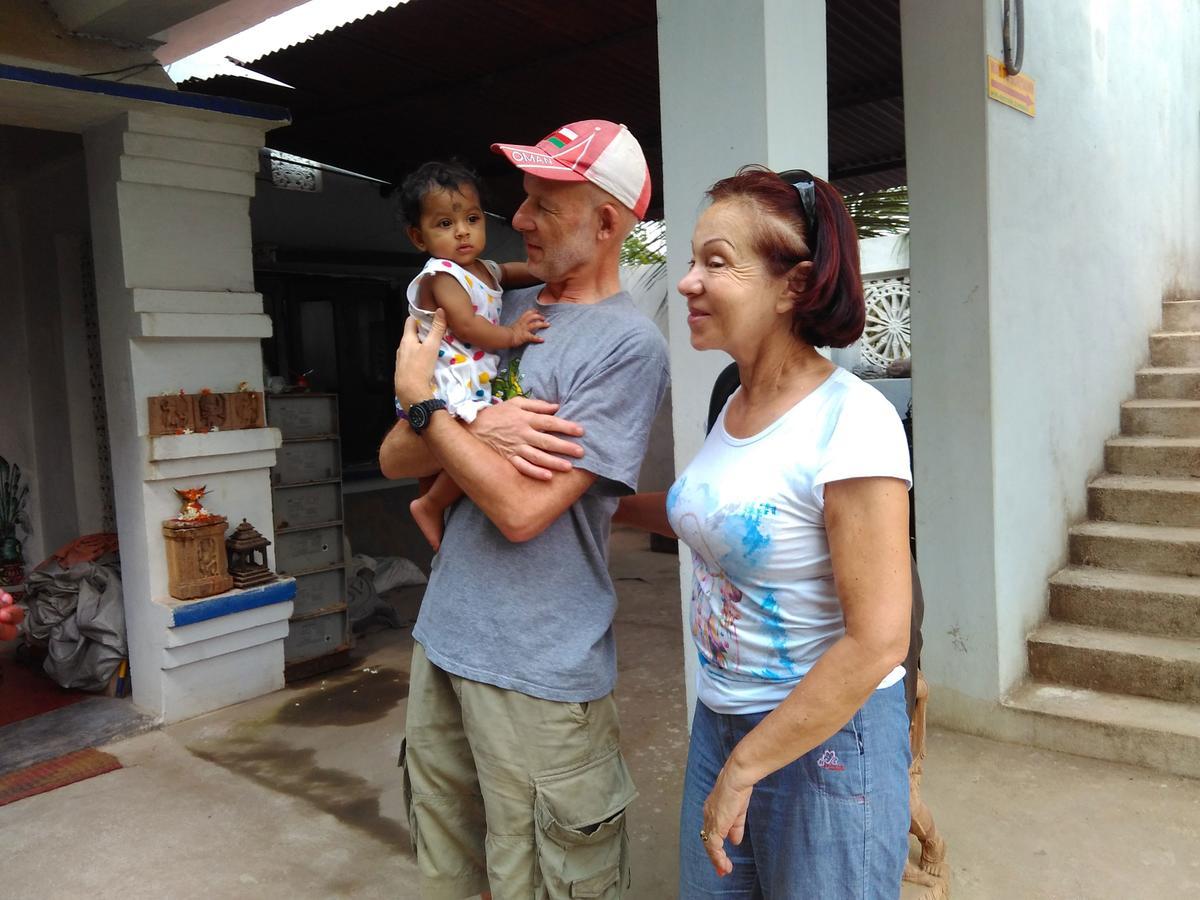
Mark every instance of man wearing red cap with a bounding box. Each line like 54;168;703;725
381;120;668;899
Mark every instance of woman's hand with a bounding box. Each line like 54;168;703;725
0;589;25;641
701;762;755;877
394;310;447;410
469;398;584;480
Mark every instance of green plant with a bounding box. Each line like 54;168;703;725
0;456;30;554
843;186;909;239
620;220;666;268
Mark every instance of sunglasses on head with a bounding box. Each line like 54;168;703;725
778;168;818;249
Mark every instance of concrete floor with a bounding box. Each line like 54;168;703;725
3;528;1199;898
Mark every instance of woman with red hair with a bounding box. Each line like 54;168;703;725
617;166;913;897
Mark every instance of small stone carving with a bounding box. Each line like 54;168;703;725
194;390;228;433
226;519;277;589
149;386;267;437
163;487;233;598
148;393;195;436
227;390;265;430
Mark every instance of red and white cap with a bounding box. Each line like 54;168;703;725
492;120;651;220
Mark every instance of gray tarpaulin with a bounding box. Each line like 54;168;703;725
24;560;125;692
346;554;425;632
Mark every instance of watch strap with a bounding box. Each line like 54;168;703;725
408;398;447;435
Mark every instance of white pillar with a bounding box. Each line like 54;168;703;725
84;110;292;722
657;0;828;718
901;0;1001;707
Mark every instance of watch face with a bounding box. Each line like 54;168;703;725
409;404;429;431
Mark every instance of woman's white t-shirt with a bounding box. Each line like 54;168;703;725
666;367;912;715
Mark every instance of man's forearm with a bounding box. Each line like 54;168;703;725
421;409;593;542
379;419;441;479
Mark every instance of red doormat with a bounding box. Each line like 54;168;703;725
0;652;90;727
0;747;122;807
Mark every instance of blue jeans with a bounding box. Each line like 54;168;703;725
679;682;911;899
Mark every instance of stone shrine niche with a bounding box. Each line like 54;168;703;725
226;519;276;589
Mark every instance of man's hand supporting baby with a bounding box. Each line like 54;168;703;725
382;311;593;541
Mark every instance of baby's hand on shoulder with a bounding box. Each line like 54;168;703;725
508;309;549;347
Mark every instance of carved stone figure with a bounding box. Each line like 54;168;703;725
902;672;950;898
195;391;228;432
148;394;195;436
228;390;265;430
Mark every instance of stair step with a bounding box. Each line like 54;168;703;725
1049;566;1200;637
1121;399;1200;437
1028;621;1200;704
1088;473;1200;527
1163;300;1200;332
1136;366;1200;400
1003;680;1200;779
1070;520;1200;576
1106;436;1200;476
1150;331;1200;367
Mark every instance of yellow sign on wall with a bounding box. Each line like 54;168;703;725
987;56;1036;117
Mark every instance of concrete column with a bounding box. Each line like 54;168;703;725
84;110;291;722
657;0;828;717
901;0;1001;708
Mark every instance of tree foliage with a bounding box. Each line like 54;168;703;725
619;220;666;267
843;186;909;239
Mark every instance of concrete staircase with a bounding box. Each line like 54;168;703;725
1004;299;1200;779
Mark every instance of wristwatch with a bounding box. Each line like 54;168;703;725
407;398;447;435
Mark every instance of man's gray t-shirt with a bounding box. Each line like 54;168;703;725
412;286;670;702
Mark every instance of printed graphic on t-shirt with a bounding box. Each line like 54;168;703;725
669;476;800;683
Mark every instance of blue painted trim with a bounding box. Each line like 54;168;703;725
0;63;290;124
170;578;297;627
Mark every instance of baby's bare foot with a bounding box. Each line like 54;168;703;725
410;496;444;551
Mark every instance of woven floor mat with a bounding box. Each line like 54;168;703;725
0;747;121;807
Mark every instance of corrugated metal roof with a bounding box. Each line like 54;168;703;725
188;0;904;215
828;0;906;194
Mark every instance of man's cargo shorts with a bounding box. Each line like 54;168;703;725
399;643;638;899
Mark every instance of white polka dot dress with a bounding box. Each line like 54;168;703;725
405;257;505;422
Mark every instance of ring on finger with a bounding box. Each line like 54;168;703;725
699;829;710;843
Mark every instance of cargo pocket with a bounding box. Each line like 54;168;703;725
532;747;638;899
398;739;419;856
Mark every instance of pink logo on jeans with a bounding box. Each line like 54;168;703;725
817;749;845;772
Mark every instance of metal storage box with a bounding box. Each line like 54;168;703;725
290;566;347;618
267;393;338;439
285;608;350;663
273;481;342;530
274;523;344;575
268;392;352;681
274;439;340;485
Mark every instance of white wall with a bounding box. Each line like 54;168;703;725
904;0;1200;712
986;0;1200;691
